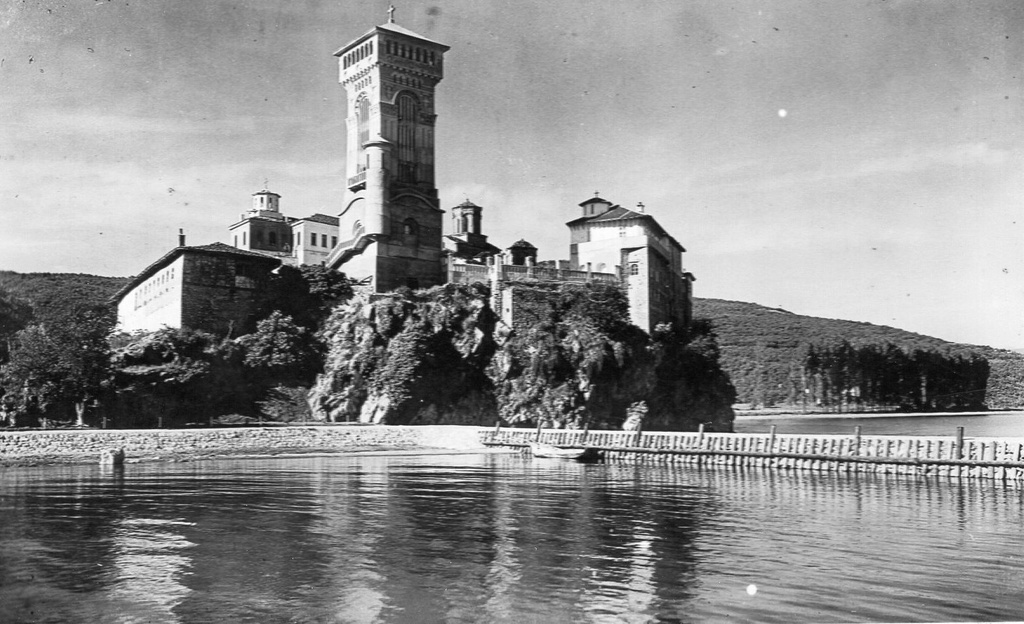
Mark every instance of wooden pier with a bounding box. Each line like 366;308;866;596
481;425;1024;481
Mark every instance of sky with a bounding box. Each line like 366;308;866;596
1;0;1022;349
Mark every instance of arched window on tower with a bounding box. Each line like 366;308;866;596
459;214;469;234
396;92;419;183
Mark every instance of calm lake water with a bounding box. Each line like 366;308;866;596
2;452;1023;623
734;410;1024;438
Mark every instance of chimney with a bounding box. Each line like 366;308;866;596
637;202;645;214
178;228;186;247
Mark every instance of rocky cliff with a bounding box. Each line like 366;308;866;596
310;282;735;431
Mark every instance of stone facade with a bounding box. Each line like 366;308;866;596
113;243;280;335
229;189;339;267
326;18;450;292
567;197;694;332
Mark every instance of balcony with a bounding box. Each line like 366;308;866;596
347;169;367;191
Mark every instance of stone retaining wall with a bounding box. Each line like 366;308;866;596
0;425;489;466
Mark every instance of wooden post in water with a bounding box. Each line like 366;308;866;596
769;425;777;454
634;420;644;447
535;420;543;442
854;425;862;456
955;426;964;460
697;423;705;450
581;422;589;445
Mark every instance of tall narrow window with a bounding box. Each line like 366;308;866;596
396;93;419;183
321;234;328;247
311;232;317;246
356;97;370;170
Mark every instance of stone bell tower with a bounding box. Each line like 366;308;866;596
326;8;450;292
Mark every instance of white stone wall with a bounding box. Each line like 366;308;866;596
116;256;185;333
293;221;337;266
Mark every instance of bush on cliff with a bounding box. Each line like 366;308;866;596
310;282;736;431
106;328;250;427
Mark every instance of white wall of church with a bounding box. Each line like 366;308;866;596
116;256;185;333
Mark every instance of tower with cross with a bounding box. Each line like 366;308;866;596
326;9;450;291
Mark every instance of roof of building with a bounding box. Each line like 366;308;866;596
110;242;280;304
508;239;537;250
579;196;611;206
334;21;450;56
565;205;686;253
295;213;340;226
454;199;480;209
443;235;500;255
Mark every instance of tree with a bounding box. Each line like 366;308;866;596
2;308;113;426
236;312;321;386
258;265;354;331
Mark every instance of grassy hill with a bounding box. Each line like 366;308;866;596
0;271;129;360
694;298;1024;410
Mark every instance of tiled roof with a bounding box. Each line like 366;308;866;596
110;242;280;304
579;196;610;206
587;206;645;222
335;21;449;56
564;206;687;253
297;213;340;226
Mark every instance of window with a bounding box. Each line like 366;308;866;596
321;234;328;247
396;93;419;183
256;231;264;245
629;263;640;276
233;235;238;248
402;218;419;247
332;236;338;248
311;232;317;246
243;232;247;245
619;226;627;237
269;231;277;247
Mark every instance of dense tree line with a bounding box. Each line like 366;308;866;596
694;298;1023;409
796;341;988;412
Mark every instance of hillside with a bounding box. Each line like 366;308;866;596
694;298;1024;409
0;271;129;360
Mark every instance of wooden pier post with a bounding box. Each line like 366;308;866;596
854;425;862;456
769;425;777;454
698;423;706;450
535;420;543;442
955;426;964;460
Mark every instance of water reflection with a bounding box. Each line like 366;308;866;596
0;455;1022;623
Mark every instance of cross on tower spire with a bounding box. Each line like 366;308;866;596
387;4;396;23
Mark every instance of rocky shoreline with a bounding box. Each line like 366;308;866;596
0;425;491;468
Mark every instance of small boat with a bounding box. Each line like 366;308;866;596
528;442;603;462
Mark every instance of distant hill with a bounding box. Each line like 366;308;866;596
0;271;129;360
694;298;1024;409
1;272;1020;410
